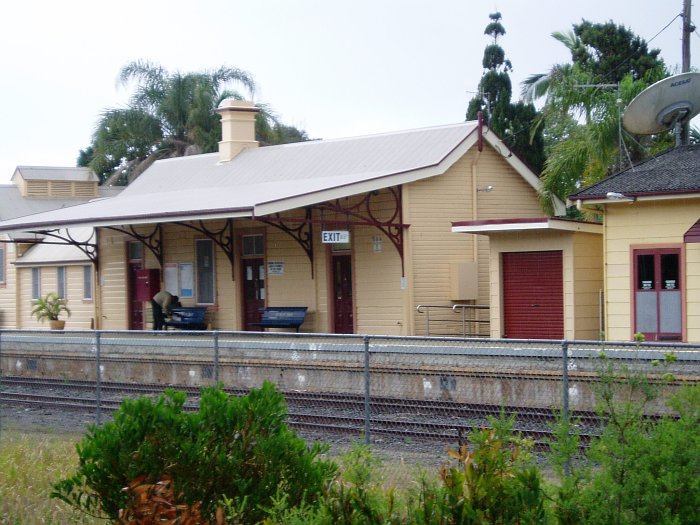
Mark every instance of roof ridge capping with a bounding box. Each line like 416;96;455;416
308;121;476;144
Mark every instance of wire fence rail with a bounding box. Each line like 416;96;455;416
1;329;699;468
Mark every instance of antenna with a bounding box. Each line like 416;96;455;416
622;72;700;144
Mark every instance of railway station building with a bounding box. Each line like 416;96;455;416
0;167;121;329
569;144;700;343
0;100;560;335
452;144;700;344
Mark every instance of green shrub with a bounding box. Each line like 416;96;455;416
260;444;403;525
51;382;337;523
432;415;547;524
550;353;700;525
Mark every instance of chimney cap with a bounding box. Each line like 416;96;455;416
215;98;260;114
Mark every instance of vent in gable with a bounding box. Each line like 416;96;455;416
73;182;98;198
24;180;49;197
49;181;73;197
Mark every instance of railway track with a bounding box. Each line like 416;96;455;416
1;376;597;446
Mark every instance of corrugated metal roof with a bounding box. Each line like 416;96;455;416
0;185;121;239
0;123;479;231
12;166;99;182
14;227;94;265
119;123;476;198
0;121;556;232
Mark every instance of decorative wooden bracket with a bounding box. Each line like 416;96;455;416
313;186;408;275
21;229;99;270
175;219;236;279
257;208;314;277
104;224;164;269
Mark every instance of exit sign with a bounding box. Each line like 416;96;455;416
322;230;350;243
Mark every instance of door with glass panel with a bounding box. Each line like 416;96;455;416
241;234;265;331
127;242;144;330
634;248;682;341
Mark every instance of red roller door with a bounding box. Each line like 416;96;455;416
502;251;563;339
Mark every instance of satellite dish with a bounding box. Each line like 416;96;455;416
622;72;700;135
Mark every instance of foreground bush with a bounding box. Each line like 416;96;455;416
551;354;700;525
52;382;337;523
267;416;546;525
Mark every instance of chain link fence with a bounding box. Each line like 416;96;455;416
1;329;699;479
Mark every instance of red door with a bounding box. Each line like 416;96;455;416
332;254;354;333
127;262;144;330
242;258;265;330
502;251;563;339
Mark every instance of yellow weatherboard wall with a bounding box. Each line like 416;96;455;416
603;199;699;342
406;146;544;336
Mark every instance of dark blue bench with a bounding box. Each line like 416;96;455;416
252;307;308;332
164;307;208;330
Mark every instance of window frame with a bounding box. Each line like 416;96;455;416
631;244;685;342
83;265;93;301
195;239;216;305
31;267;41;300
57;266;67;299
0;244;5;284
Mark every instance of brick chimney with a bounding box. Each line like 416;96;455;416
215;99;259;162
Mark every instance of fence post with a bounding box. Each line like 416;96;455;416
363;335;371;445
561;339;571;476
95;331;102;426
213;331;220;383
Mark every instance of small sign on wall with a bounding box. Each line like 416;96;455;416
268;261;285;275
322;230;350;244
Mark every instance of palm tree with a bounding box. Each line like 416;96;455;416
520;23;669;214
81;61;308;185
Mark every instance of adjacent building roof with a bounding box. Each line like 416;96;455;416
0;122;560;233
570;144;700;202
14;227;95;266
12;166;99;182
0;183;121;240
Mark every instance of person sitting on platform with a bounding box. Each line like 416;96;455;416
151;291;179;330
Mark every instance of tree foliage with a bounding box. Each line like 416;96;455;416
79;61;309;185
467;12;545;173
52;383;336;523
522;21;670;214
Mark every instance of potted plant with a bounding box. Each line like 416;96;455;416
31;291;71;330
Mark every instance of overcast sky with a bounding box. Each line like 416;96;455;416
0;0;694;183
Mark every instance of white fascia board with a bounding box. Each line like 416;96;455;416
88;210;253;227
15;259;90;267
0;209;253;235
452;222;548;234
254;133;479;217
452;219;602;235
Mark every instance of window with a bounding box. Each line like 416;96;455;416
128;241;143;262
195;239;215;304
242;235;264;256
634;247;682;341
57;266;66;298
32;267;41;300
83;265;93;300
0;245;4;283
